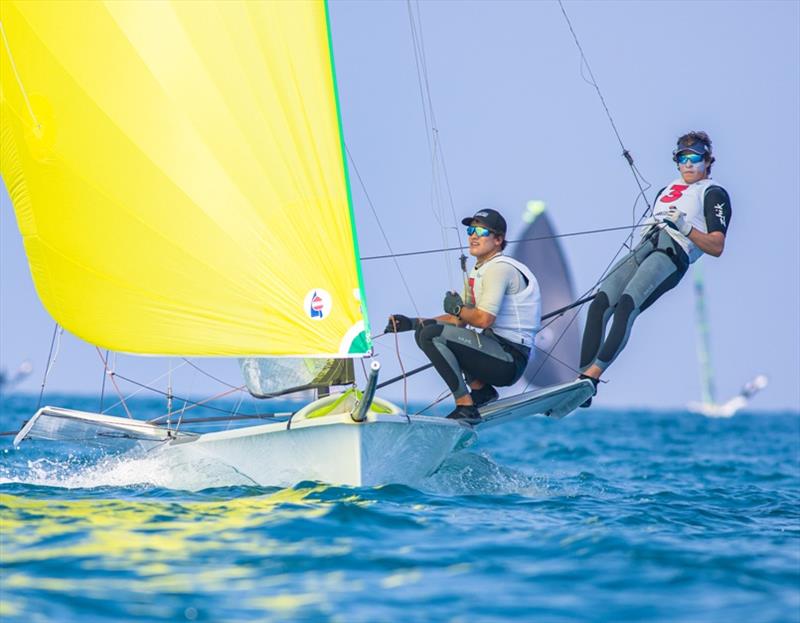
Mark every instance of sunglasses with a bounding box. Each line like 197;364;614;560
466;225;493;237
676;153;704;165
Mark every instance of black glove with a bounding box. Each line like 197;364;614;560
443;291;464;316
384;314;415;333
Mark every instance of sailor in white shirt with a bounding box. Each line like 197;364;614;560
578;131;732;406
385;209;541;424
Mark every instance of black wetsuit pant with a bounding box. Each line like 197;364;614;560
415;323;529;399
580;229;689;372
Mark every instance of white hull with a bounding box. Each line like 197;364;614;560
15;380;595;488
161;413;474;487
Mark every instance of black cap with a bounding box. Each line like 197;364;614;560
461;208;507;235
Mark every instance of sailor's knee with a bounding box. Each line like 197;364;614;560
615;293;636;320
415;322;443;347
587;292;610;321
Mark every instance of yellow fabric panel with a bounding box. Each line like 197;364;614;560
0;0;369;356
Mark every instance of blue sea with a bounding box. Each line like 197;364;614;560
1;394;798;623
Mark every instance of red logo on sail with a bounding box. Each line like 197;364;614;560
304;288;332;320
310;291;324;318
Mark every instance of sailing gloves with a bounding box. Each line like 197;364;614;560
661;208;693;236
384;314;415;333
443;291;464;317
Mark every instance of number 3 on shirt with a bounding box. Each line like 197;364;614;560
660;184;689;203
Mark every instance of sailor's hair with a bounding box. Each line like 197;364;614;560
676;130;716;170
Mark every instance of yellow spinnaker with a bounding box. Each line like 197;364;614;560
0;0;370;356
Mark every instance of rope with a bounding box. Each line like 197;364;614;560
362;223;650;261
556;0;652;220
506;0;665;388
406;0;467;287
390;316;409;416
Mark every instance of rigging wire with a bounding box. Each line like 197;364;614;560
146;383;247;423
98;349;109;412
557;0;652;219
99;359;188;413
89;359;247;420
368;2;665;402
95;348;133;419
362;222;650;261
35;323;61;411
346;146;421;316
513;0;664;392
182;358;240;389
406;0;468;284
371;294;597;390
558;0;655;250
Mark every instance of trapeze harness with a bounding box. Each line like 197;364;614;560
580;178;731;372
415;255;541;399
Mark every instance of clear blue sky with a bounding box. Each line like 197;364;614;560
2;0;798;411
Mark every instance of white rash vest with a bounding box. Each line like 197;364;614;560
645;178;721;263
464;255;541;348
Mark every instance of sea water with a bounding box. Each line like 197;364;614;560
1;394;798;623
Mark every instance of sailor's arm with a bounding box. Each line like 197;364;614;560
433;313;465;326
688;229;725;257
444;262;513;328
691;186;731;257
448;307;495;329
441;291;496;328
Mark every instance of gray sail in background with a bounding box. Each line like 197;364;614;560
512;202;580;387
241;358;355;399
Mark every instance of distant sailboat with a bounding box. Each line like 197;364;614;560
686;261;767;417
512;200;580;387
2;1;593;486
0;360;32;395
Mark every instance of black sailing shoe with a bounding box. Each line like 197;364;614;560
445;405;483;425
578;374;600;408
470;384;499;408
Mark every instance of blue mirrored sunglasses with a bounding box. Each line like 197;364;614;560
676;153;704;165
466;225;493;237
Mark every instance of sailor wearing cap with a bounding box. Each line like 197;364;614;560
578;131;732;406
385;208;541;424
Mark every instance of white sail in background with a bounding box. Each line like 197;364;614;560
687;261;767;417
512;201;580;387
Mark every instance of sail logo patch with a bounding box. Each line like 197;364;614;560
304;289;332;320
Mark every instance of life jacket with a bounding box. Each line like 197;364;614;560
468;255;541;348
645;178;722;264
